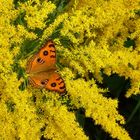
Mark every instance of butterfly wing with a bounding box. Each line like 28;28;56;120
26;40;56;74
29;71;66;94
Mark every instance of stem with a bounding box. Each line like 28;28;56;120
126;99;140;124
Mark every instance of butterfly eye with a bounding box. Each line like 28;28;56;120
43;50;48;56
51;82;56;87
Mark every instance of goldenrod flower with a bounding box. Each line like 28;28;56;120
0;0;140;139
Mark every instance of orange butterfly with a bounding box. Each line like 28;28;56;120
26;40;66;94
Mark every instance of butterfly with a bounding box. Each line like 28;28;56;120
26;40;66;94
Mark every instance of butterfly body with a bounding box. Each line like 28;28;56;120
26;40;66;94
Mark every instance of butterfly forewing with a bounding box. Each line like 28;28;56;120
26;40;56;74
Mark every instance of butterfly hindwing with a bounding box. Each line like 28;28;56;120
26;40;56;74
29;71;66;93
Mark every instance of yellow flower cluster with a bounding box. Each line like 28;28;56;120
20;0;56;29
60;0;140;97
42;13;68;40
0;0;140;139
0;0;71;139
61;69;131;139
38;93;88;140
61;9;96;44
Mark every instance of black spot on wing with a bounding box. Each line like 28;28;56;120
41;79;48;85
49;44;55;48
50;50;55;53
50;50;56;58
56;77;61;81
41;81;45;85
37;57;45;64
60;85;65;89
43;50;48;56
58;81;64;85
50;55;56;58
51;82;56;87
